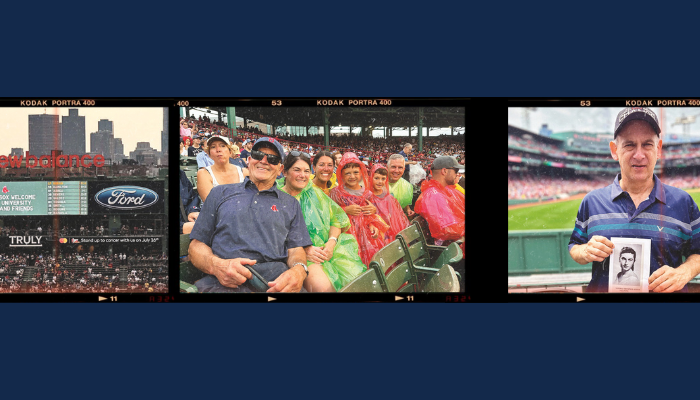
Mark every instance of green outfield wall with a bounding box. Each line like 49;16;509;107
508;229;590;275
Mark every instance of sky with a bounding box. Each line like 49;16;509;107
0;107;166;155
507;107;700;138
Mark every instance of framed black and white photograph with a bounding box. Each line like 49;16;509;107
609;237;651;292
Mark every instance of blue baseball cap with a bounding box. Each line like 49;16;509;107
252;137;286;162
614;107;661;138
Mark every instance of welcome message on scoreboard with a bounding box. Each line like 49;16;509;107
0;181;88;215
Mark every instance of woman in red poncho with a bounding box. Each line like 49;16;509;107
369;164;409;242
329;152;390;266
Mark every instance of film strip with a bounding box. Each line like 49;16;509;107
0;97;468;303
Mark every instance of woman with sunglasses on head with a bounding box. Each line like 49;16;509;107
329;152;390;266
278;151;366;292
309;151;338;196
196;136;249;203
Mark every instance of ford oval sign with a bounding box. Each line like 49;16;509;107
94;186;159;210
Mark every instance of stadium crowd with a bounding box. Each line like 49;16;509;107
180;123;466;293
508;171;700;200
0;251;168;293
180;117;465;175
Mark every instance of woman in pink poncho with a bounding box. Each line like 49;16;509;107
329;152;389;266
368;163;409;242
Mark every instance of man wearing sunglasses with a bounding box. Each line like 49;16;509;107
188;137;313;293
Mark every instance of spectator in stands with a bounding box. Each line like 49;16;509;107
180;169;200;234
309;151;338;196
180;120;192;140
569;107;700;293
240;139;253;161
399;143;417;167
188;135;204;157
330;152;389;266
331;151;343;174
414;156;465;251
278;152;365;292
196;136;249;203
188;137;313;293
181;138;192;157
386;154;416;217
369;164;409;242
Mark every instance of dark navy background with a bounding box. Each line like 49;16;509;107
4;2;700;399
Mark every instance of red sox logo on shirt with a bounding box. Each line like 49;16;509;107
271;205;279;212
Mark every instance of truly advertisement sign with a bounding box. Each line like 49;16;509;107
88;181;164;214
9;235;44;247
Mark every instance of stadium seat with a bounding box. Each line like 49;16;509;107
416;242;462;293
338;268;385;293
421;263;461;293
179;234;205;292
396;224;462;292
368;239;418;292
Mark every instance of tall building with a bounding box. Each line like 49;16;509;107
90;130;114;160
112;138;125;163
98;119;113;134
130;142;159;165
161;107;168;159
61;109;86;155
28;114;61;156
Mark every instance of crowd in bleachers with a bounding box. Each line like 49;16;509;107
508;171;700;200
181;117;465;175
508;129;700;201
0;251;168;293
508;134;568;158
508;173;610;200
0;220;165;238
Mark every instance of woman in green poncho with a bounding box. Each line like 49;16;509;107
277;151;367;292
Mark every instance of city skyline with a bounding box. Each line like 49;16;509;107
0;108;165;156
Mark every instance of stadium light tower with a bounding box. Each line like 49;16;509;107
523;107;537;131
671;113;700;136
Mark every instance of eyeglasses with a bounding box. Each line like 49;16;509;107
250;150;282;165
289;151;310;159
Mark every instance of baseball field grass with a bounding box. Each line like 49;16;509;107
508;189;700;231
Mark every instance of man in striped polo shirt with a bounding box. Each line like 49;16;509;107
569;107;700;292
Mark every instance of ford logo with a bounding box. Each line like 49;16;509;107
94;186;159;210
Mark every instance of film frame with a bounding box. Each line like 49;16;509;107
509;97;700;302
0;97;468;303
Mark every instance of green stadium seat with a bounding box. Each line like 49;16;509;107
369;239;418;292
396;223;463;292
338;268;385;293
415;242;462;293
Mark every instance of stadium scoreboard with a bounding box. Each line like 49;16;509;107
0;181;88;215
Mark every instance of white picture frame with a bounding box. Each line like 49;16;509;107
609;237;651;293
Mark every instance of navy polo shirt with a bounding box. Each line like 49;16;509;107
190;177;312;264
568;174;700;292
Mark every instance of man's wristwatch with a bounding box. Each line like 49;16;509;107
292;262;308;276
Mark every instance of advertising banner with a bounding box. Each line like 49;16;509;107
88;181;164;214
